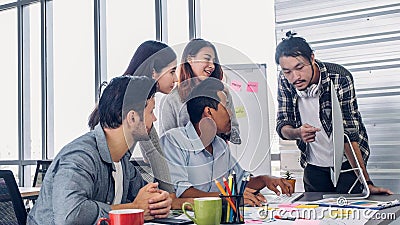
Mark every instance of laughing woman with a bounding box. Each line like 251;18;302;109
159;38;241;144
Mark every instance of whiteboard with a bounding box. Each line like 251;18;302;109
223;64;271;176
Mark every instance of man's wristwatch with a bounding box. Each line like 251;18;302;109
366;180;374;186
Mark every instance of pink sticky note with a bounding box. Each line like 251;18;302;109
278;203;300;208
246;82;259;93
245;220;264;224
294;219;320;225
230;80;242;92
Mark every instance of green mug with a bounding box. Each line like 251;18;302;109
182;197;222;225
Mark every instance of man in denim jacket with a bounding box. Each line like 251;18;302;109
28;76;171;225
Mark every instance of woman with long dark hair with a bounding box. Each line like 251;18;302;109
89;40;177;193
159;38;241;144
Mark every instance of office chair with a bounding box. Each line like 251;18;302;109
32;160;52;187
0;170;27;225
130;158;155;184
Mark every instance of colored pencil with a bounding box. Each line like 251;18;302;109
232;171;237;194
239;176;249;195
214;179;237;212
223;177;232;196
223;177;232;222
228;174;234;222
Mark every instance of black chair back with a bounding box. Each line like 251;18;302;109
32;160;52;187
0;170;27;225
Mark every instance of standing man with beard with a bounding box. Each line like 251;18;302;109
275;31;392;194
28;76;172;225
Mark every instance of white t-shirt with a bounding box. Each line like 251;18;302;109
297;79;334;167
112;161;123;204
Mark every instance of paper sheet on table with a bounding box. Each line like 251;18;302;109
144;211;193;225
243;206;377;225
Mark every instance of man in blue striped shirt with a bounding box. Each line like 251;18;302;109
275;31;392;194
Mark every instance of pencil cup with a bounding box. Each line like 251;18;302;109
219;194;244;224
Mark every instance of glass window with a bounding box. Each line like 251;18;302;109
199;0;278;140
106;1;156;158
200;1;274;64
28;164;37;187
28;3;42;160
0;0;15;5
167;0;188;45
106;0;155;79
199;1;280;173
0;9;18;161
0;165;19;183
52;0;95;157
199;0;278;95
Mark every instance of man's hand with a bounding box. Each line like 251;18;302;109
299;123;320;143
263;176;294;196
169;193;194;210
243;187;266;207
131;183;172;220
369;184;393;195
245;175;294;204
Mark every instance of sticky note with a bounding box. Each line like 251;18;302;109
278;203;300;208
330;209;353;216
328;210;352;219
294;219;320;225
246;82;259;93
235;106;246;118
281;208;298;212
295;204;319;208
230;80;242;92
245;220;264;224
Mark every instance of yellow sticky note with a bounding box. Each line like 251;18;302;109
331;209;353;215
328;209;353;218
235;106;246;118
295;204;319;208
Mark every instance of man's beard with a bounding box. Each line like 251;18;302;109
132;121;151;142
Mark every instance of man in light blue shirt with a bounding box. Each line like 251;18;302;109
161;121;246;197
160;78;293;206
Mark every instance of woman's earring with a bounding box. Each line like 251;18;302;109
152;68;157;79
156;82;160;92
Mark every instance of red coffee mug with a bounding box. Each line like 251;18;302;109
97;209;144;225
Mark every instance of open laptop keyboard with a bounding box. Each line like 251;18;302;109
268;192;304;204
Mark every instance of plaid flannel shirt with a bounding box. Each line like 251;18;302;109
276;59;370;168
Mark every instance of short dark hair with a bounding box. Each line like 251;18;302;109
275;31;314;65
186;78;225;124
124;40;176;77
88;76;156;129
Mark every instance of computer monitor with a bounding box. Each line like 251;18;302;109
331;81;344;187
323;82;370;199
